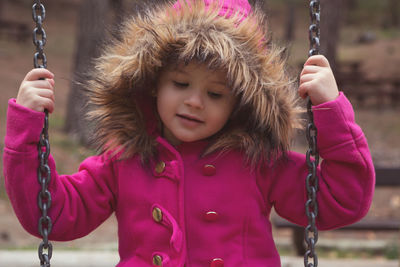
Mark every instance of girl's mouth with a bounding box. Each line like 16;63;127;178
177;114;204;123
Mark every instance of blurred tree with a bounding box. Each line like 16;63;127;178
284;0;295;42
249;0;265;7
112;0;124;32
320;0;343;74
388;0;399;28
346;0;357;10
65;0;109;145
130;0;169;13
0;0;3;19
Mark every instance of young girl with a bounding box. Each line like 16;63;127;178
4;0;374;266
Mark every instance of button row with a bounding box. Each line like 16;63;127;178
153;255;224;267
154;161;216;176
153;207;218;223
152;161;219;267
152;254;224;266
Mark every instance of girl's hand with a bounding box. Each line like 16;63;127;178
298;55;339;105
16;68;55;113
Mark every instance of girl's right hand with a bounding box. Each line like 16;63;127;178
16;68;55;113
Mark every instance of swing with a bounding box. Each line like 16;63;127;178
32;1;52;267
31;0;321;266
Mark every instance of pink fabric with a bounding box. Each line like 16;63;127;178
3;93;375;266
173;0;252;21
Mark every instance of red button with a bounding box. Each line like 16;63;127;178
203;164;216;176
210;258;224;267
204;211;219;222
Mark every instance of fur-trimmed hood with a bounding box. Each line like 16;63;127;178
87;0;302;165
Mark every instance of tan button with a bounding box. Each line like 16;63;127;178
204;211;219;222
155;161;166;174
203;164;216;176
152;207;163;222
153;254;163;266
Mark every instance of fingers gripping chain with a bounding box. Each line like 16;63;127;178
304;1;321;267
33;1;53;266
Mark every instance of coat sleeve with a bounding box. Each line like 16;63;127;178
3;99;117;241
262;92;375;230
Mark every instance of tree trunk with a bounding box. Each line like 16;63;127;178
319;0;343;75
65;0;109;145
0;0;3;20
249;0;262;7
111;0;124;39
389;0;399;28
285;0;295;42
346;0;357;10
129;0;170;14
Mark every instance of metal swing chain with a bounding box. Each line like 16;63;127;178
32;1;53;266
304;1;321;267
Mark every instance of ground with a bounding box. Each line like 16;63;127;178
0;0;399;262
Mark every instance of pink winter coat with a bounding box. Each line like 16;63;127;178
4;92;375;266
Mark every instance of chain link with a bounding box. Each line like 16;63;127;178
308;0;320;57
33;1;53;266
304;1;321;267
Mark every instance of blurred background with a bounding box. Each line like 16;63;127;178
0;0;399;266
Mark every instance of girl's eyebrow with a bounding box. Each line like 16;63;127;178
211;80;227;86
175;69;187;74
169;67;187;74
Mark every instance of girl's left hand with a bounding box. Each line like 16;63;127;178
298;55;339;105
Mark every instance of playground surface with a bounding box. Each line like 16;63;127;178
0;250;398;267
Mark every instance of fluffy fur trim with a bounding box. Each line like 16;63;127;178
86;0;303;165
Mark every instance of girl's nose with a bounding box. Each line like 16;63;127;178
184;91;204;109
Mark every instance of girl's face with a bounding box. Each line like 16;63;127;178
156;61;236;146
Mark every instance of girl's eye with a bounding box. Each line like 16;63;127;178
173;81;189;88
208;91;222;99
